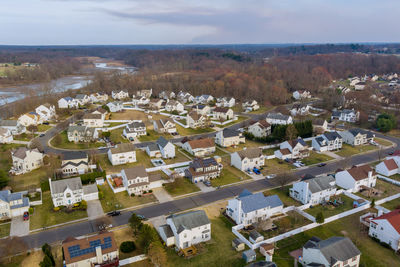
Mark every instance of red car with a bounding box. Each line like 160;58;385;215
23;211;29;221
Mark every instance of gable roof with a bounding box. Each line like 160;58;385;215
187;110;204;121
50;177;82;194
109;143;135;154
167;210;210;234
123;165;147;180
372;209;400;234
287;138;307;148
266;112;290;121
347;128;374;138
187;138;214;149
236;148;263;160
214;107;230;113
323;131;341;141
156;136;170;148
346;164;375;181
62;151;88;161
221;128;240;138
305;175;335;193
251;120;271;129
12;147;40;160
383;159;399;171
238;190;283;213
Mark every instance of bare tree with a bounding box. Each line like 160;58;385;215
274;172;295;189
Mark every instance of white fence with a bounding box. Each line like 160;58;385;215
145;161;190;173
173;119;189;128
377;175;400;186
106;175;126;193
376;193;400;205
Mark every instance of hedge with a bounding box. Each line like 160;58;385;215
120;241;136;253
81;171;106;185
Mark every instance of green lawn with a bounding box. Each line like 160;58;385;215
50;130;103;149
335;144;377;157
98;184;157;212
248;105;274;114
95;151;153;174
305;195;355;218
213;147;229;157
0;223;10;238
37;124;52;132
163;178;200;197
273;210;400;267
163;151;191;165
262;147;276;156
382;198;400;210
264;186;301;207
210;167;249;187
30;192;88;230
225;139;263;153
109;128;129;144
13;133;37;141
302;152;334;166
176;125;214;136
262;158;295;175
375;137;392;147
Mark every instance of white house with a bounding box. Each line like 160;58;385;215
159;90;176;100
192;104;211;116
145;143;161;158
35;103;56;121
215;128;245;147
107;143;136;166
112;90;129;100
83;113;104;128
106;101;124;113
301;236;361;267
159;210;211;250
369;209;400;251
266;113;293;125
349;77;361;86
335;164;377;192
67;125;98;142
226;189;283;226
182;138;215;157
156;137;175;159
290;104;310;116
149;98;165;110
49;177;98;207
195;94;214;104
331;109;359;123
121;166;151;195
212;107;234;121
230;148;264;172
242;100;259;112
132;96;150;106
185;157;222;183
293;90;311;100
61;151;89;176
216;97;235;108
312;131;343;152
338;128;375;146
312;119;328;133
91;108;108;120
123;121;146;138
0;120;26;135
0;190;30;219
10;147;44;175
177;92;194;103
279;138;310;159
289;175;337;205
18;112;40;126
75;94;90;106
354;81;366;90
165;100;184;113
89;92;108;103
58;97;78;109
186;111;208;129
248;120;271;138
0;127;13;144
153;118;176;134
136;88;152;98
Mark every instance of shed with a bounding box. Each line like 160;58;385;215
259;243;274;259
249;230;264;243
95;177;104;185
353;198;367;208
232;238;245;251
158;224;175;247
243;249;257;263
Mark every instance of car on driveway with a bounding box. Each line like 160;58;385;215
39;134;45;137
203;180;212;187
253;167;261;175
318;163;326;167
23;211;29;221
107;211;121;217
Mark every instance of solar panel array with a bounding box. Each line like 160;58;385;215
67;237;113;258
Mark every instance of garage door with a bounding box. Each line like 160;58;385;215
83;192;98;201
11;208;26;217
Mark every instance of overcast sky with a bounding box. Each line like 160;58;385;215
1;0;399;45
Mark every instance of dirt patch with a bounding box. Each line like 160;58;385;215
201;201;228;219
20;250;44;267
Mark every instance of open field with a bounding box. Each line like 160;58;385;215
98;184;157;212
264;186;301;207
301;151;334;166
305;194;355;218
29;192;88;230
95;151;153;174
273;210;400;267
210;166;249;187
224;139;264;153
0;223;10;238
335;144;376;157
50;130;103;149
0;63;36;76
163;177;200;197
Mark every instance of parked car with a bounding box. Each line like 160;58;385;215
43;122;49;125
203;180;212;187
23;211;29;221
253;167;261;175
107;211;121;217
246;169;253;174
266;174;276;179
136;214;148;221
318;163;326;167
39;134;45;137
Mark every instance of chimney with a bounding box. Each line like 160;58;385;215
377;209;384;217
368;171;373;178
95;246;103;264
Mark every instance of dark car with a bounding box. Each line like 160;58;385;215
318;163;326;167
388;151;394;155
39;134;45;137
23;211;29;221
137;214;148;221
42;122;50;125
107;211;121;217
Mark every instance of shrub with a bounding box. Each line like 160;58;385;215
29;207;34;214
41;180;50;192
149;190;153;193
131;193;135;197
53;207;60;212
81;171;106;185
316;212;325;224
120;241;136;253
80;200;87;210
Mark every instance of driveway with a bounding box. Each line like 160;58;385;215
10;216;30;237
152;188;173;203
196;182;216;193
87;200;104;219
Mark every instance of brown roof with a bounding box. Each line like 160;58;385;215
188;111;203;121
384;159;398;171
83;113;102;120
372;209;400;234
347;164;375;181
123;165;148;180
63;232;118;265
187;138;214;149
149;172;162;182
253;120;270;129
280;148;291;155
237;148;263;160
95;108;107;114
260;243;274;251
214;107;230;113
109;143;135;154
12;147;40;160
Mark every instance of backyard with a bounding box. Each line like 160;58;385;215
175;125;215;136
163;177;200;197
98;184;157;212
108;128;129;144
138;129;170;142
9;167;49;191
163;151;191;164
50;130;103;149
335;144;376;157
29;192;88;230
382;197;400;210
355;179;400;201
301;152;333;166
305;194;355;218
0;223;10;238
264;186;301;207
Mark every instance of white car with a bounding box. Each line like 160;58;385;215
266;174;276;179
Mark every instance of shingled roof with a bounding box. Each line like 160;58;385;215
187;138;214;149
236;148;263;160
167;210;210;234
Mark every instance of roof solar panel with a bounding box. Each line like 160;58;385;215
68;235;113;258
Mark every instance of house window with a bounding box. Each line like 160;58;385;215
352;257;357;261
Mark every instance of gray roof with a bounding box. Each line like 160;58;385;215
348;128;374;138
12;147;40;160
0;190;29;209
109;143;135;154
236;148;263;160
50;177;83;194
243;249;256;258
67;126;96;136
0;120;18;127
83;184;98;195
323;131;341;141
127;121;145;129
249;230;262;240
61;160;88;169
63;97;73;101
222;128;240;138
266;112;290;121
304;236;361;265
315;136;326;147
147;143;160;152
167;210;210;234
62;151;88;161
156;136;170;148
159;224;174;238
75;94;87;99
123;166;148;180
238;190;283;213
305;175;335;193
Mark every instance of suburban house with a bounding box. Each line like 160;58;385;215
123;121;146;138
215;128;245;147
132;96;149;106
312;131;343;152
0;127;13;144
312;119;328;133
92;108;108;120
278;138;310;159
83;113;104;128
0;190;30;219
145;143;161;158
290;104;310;116
216;97;235;107
289;175;337;205
230;148;264;171
355;81;366;90
159;90;176;100
212;107;234;121
293;90;311;100
18;112;40;126
300;236;361;267
159;210;211;250
349;77;361;86
177;91;194;103
61;151;89;176
111;90;129;100
165;100;184;113
369;209;400;251
137;88;152;98
195;94;214;104
376;158;400;177
186;111;208;129
35;103;56;121
149;98;165;110
182;138;215;157
62;232;119;267
248;120;271;138
156;137;175;159
185;157;222;183
67;125;98;142
106;101;124;113
335;164;377;192
107;143;136;166
90;92;108;103
153;118;176;133
339;128;375;146
226;189;283;226
75;94;90;106
266;113;293;125
10;147;44;175
0;120;26;135
192;104;211;115
331;109;360;123
242;100;259;112
58;97;79;109
49;177;98;207
121;166;162;195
